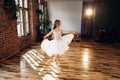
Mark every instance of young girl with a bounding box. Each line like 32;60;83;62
41;19;75;66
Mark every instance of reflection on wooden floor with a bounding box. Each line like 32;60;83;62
0;42;120;80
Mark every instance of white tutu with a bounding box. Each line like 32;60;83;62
41;31;74;57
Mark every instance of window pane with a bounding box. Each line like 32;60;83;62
19;0;23;7
25;10;28;22
15;0;18;5
41;5;43;11
25;23;29;35
25;10;29;35
17;12;21;36
20;22;24;36
17;9;24;36
17;22;24;36
39;4;42;9
38;0;41;4
20;9;23;22
17;24;21;36
24;0;28;8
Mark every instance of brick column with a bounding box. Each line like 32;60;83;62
29;0;39;42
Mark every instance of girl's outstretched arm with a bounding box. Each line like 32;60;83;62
61;29;76;35
44;30;53;39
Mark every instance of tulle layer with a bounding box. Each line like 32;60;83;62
41;34;74;56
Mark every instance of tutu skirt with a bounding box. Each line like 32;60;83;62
41;34;74;57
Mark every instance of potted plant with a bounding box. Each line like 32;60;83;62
36;9;52;41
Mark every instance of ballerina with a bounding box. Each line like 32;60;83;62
41;19;76;66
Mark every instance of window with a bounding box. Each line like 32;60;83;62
15;0;29;37
38;0;44;20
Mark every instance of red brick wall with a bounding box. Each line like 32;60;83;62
0;0;39;62
0;0;19;62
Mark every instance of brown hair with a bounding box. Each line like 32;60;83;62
53;19;61;29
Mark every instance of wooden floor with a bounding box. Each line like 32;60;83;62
0;41;120;80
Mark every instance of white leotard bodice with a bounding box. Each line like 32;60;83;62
53;30;62;40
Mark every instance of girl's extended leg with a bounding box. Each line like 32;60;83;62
53;54;60;67
53;55;56;64
56;54;60;66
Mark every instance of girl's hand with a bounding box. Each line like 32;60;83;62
73;32;77;35
43;36;47;40
71;31;76;35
